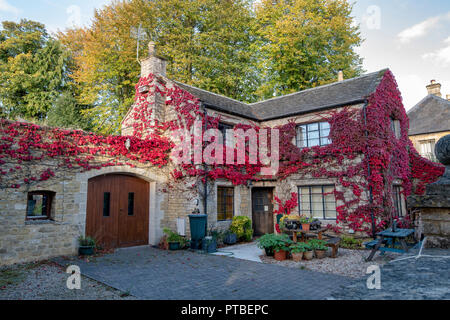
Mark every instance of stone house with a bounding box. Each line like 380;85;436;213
408;80;450;162
0;43;442;266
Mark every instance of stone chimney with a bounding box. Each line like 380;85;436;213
426;80;442;97
141;41;167;78
338;70;344;82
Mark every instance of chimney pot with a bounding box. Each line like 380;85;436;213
141;41;166;77
426;79;442;97
338;71;344;82
148;41;156;57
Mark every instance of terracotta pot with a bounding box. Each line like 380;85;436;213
302;223;310;231
291;252;303;262
303;250;314;260
315;249;326;259
274;249;287;261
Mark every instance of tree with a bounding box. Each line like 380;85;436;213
47;92;92;131
0;20;71;120
58;0;259;135
254;0;363;99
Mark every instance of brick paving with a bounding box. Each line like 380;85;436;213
53;246;351;300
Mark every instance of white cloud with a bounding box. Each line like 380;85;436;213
397;15;441;44
66;5;82;28
0;0;20;14
422;36;450;67
396;74;427;110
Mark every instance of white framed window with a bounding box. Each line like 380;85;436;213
392;185;405;217
298;185;336;220
296;122;331;149
390;118;401;139
419;139;436;161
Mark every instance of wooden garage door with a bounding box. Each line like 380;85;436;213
86;174;149;248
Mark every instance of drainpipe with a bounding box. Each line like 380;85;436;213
363;100;376;239
201;102;208;218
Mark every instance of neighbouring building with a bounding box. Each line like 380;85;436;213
0;43;444;266
408;80;450;162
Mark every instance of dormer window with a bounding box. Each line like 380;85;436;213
296;122;330;149
390;117;401;139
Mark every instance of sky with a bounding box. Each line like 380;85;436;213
1;0;449;111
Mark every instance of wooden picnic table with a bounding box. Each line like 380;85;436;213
365;228;415;261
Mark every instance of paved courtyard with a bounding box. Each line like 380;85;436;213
54;246;351;300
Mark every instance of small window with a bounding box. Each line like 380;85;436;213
128;192;135;216
419;139;436;161
26;191;55;220
296;122;331;149
103;192;111;217
392;186;404;217
298;185;336;220
217;187;234;221
218;122;233;146
390;118;401;139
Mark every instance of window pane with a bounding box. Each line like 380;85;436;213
218;187;234;220
309;138;320;147
103;192;111;217
320;137;330;146
308;123;319;131
128;193;134;216
27;194;44;216
320;122;330;130
308;130;319;139
298;186;336;220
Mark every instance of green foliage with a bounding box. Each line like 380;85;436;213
308;239;328;251
47;92;92;130
0;19;72;120
78;236;96;247
163;228;186;245
270;233;293;252
290;242;310;253
254;0;363;99
340;236;363;249
229;216;253;242
299;215;314;224
256;233;281;249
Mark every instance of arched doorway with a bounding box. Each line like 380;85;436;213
86;174;149;248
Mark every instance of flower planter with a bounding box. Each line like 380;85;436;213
264;247;274;257
274;249;287;261
315;249;326;259
78;246;94;256
303;251;314;260
223;233;237;245
291;252;303;262
169;242;181;251
202;237;217;253
301;223;310;232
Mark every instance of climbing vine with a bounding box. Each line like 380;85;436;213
0;70;444;235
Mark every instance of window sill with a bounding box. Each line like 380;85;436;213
25;219;55;225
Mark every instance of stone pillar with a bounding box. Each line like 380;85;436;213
408;134;450;248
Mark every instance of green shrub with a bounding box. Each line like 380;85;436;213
229;216;253;242
256;233;281;249
308;239;328;251
340;236;363;249
163;228;186;245
78;236;96;247
290;242;311;253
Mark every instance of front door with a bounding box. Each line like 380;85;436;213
252;188;274;236
86;174;149;248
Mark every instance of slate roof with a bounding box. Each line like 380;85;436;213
407;94;450;136
174;69;388;121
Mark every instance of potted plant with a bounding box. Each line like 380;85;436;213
223;230;237;245
300;215;313;231
290;242;308;262
256;233;279;256
202;236;217;253
163;228;186;250
302;242;314;260
309;239;328;259
78;236;96;256
229;216;253;242
272;234;293;261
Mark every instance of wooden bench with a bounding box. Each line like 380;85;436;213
325;237;340;258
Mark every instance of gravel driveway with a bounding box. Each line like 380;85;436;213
0;261;136;300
